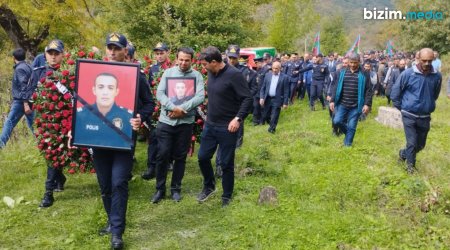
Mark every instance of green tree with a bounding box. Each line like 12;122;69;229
319;15;348;56
387;0;450;54
107;0;263;53
265;0;317;53
0;1;110;56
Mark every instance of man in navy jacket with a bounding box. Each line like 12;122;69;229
259;61;289;133
391;48;442;174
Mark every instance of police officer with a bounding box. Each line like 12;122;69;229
32;40;67;208
299;53;329;111
284;53;302;104
142;42;172;180
252;57;267;125
73;73;133;149
89;33;154;249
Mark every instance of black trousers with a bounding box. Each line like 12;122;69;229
44;166;66;191
155;122;193;193
252;96;262;124
400;113;431;166
146;127;158;170
262;97;282;131
310;81;325;107
93;149;133;235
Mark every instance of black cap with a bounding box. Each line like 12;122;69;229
45;39;64;53
263;53;271;60
317;53;324;58
106;33;128;48
370;50;375;54
227;45;240;58
153;42;169;51
254;57;263;62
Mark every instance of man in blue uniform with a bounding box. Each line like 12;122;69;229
31;40;68;208
284;53;302;104
142;42;172;180
299;53;329;111
74;73;133;149
89;33;154;250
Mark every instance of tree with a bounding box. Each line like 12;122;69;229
0;1;110;56
106;0;263;52
265;0;317;53
383;0;450;54
319;16;348;56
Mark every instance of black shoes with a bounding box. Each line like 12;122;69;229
310;105;315;111
151;190;165;203
141;168;155;180
406;163;417;175
99;223;111;236
171;192;182;202
197;188;216;203
111;234;124;249
39;191;54;208
398;149;406;163
268;128;275;134
222;198;231;208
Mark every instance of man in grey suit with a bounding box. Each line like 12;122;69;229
259;61;289;133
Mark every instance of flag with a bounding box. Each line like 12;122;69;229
346;34;360;56
311;32;320;56
385;40;394;57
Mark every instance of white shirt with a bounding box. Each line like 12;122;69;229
269;74;280;97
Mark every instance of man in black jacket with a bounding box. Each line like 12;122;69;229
197;46;252;207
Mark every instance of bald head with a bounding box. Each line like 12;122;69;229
272;61;281;75
418;48;434;72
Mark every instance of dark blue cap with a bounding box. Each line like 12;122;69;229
45;39;64;53
153;42;169;51
227;45;240;58
127;42;136;57
106;32;128;48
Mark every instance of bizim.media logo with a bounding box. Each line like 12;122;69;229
363;7;444;20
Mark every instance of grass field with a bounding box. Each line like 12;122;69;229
0;92;449;249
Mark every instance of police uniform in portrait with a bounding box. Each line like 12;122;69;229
74;103;133;149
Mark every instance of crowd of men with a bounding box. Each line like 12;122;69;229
0;32;448;249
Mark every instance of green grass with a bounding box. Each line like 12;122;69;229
1;92;450;249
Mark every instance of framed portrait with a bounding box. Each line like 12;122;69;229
166;77;196;105
71;59;139;151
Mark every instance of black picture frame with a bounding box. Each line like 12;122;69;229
165;77;197;106
71;59;139;151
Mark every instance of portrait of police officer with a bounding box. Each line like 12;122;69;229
74;72;133;149
75;32;154;250
169;81;194;105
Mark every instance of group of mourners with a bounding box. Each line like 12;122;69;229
1;31;448;249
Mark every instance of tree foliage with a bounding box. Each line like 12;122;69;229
386;0;450;54
265;0;317;53
107;0;263;53
319;15;348;56
0;0;110;56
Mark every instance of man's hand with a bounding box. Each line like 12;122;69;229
24;102;32;115
447;93;450;99
168;106;186;119
67;130;77;149
329;102;335;112
326;96;331;101
362;105;370;115
259;98;265;107
282;104;288;109
228;118;240;133
130;114;142;131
